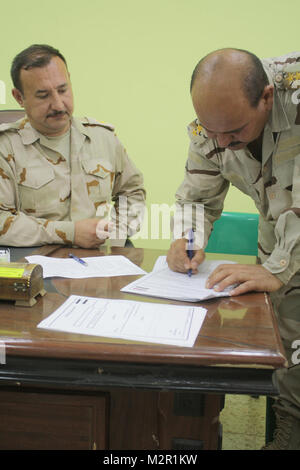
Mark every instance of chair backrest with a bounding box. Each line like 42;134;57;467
0;109;25;124
205;211;259;256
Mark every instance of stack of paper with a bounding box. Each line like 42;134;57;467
121;256;236;302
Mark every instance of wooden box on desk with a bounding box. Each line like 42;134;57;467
0;262;46;306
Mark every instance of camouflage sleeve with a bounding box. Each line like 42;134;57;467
110;138;146;246
262;154;300;284
0;149;75;247
174;122;229;248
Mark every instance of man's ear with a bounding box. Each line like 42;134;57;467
261;84;274;111
12;88;25;107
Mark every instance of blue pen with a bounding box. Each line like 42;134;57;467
187;228;194;277
68;253;88;266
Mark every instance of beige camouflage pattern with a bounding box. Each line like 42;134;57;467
175;52;300;417
176;52;300;284
0;116;145;246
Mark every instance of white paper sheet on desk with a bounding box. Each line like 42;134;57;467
25;255;146;278
121;255;236;302
37;295;207;347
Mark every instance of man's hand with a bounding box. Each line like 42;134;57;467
74;218;108;248
166;238;205;273
205;264;284;296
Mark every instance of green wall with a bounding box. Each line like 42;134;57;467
1;0;299;249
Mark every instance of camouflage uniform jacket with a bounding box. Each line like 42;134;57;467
0;116;145;246
176;52;300;285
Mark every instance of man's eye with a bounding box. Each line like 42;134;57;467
37;94;48;99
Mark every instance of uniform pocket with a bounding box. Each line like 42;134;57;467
81;158;115;205
18;166;57;216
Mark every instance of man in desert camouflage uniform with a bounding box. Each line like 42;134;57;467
167;49;300;449
0;45;145;248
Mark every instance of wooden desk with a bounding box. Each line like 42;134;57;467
0;246;286;450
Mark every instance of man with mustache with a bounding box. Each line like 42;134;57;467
0;44;145;248
167;48;300;449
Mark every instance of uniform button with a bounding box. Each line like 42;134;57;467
280;259;287;267
269;192;276;199
275;73;283;83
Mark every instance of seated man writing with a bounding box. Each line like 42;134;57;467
0;44;145;248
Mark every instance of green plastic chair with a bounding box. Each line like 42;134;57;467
204;211;275;445
205;211;259;255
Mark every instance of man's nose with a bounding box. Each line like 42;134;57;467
50;92;65;110
216;133;234;148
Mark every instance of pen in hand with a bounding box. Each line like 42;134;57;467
68;253;88;266
187;229;194;277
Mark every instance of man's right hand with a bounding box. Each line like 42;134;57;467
74;218;108;248
166;238;205;273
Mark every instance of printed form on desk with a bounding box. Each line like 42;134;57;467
37;295;207;347
121;256;236;302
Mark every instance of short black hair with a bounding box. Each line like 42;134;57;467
11;44;68;93
190;48;269;107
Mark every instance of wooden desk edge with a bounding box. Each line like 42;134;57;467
1;337;287;369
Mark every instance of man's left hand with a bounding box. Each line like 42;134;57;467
205;264;284;296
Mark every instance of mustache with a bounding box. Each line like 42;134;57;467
227;141;243;149
46;110;68;118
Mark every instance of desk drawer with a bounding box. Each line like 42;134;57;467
0;389;108;450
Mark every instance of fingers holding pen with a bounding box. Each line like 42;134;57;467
166;239;187;272
185;249;205;273
167;238;205;273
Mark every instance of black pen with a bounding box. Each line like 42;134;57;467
68;253;88;266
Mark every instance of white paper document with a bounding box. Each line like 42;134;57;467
121;256;236;302
25;255;146;278
37;295;207;347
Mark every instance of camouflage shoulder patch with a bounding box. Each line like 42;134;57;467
283;72;300;90
268;70;300;91
81;117;115;132
263;54;300;90
187;119;208;145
